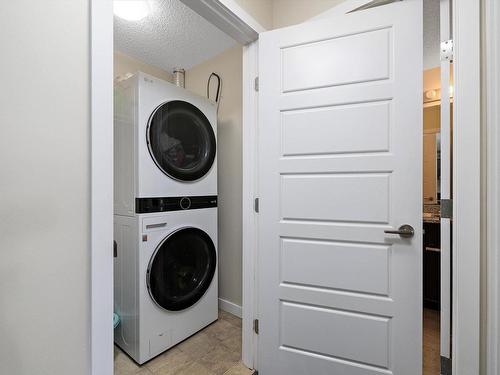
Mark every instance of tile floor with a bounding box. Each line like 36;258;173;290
114;310;254;375
423;308;440;375
116;308;440;374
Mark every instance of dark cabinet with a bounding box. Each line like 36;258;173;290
423;222;440;310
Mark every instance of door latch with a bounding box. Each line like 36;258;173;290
441;199;453;219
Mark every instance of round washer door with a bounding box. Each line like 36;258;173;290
147;100;216;181
147;227;216;311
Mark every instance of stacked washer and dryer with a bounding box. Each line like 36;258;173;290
114;72;218;364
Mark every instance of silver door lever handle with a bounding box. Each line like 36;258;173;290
384;224;415;238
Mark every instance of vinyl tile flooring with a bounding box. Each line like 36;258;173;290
114;310;254;375
423;308;440;375
116;308;440;374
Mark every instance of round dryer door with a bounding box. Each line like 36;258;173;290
147;100;216;181
147;227;216;311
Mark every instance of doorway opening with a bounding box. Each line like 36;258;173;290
422;65;453;374
112;1;252;374
89;0;482;374
422;0;453;372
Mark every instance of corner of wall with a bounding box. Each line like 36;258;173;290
113;50;173;82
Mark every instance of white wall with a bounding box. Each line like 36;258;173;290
186;46;244;307
0;1;90;374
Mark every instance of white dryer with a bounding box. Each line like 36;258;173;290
114;206;218;364
114;72;217;216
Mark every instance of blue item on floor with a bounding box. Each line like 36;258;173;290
113;313;120;329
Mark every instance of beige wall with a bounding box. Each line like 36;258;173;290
271;0;346;28
234;0;345;29
0;1;90;374
186;46;244;306
114;50;172;82
233;0;273;30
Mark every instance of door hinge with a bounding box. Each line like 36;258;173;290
253;319;259;334
441;199;453;219
254;76;259;92
254;197;259;213
441;356;452;375
440;39;454;62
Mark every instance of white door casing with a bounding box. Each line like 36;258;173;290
257;1;422;374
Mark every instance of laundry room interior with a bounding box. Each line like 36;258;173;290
0;0;491;373
112;0;244;371
112;1;351;374
112;1;450;375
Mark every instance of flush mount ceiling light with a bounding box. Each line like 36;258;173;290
114;1;151;21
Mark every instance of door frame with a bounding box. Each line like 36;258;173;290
451;1;481;373
90;0;486;374
240;0;483;373
484;0;500;374
89;1;264;374
90;0;113;374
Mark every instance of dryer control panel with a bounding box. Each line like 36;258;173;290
135;195;217;214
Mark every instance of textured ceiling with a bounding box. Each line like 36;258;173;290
114;0;237;73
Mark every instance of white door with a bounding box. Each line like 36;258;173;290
257;1;422;374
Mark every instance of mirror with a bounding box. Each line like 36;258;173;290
423;105;441;204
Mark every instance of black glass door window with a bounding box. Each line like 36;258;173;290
147;228;216;311
147;100;216;181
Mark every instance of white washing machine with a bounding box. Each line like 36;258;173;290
114;72;217;216
114;206;218;364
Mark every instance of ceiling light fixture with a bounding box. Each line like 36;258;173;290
114;1;151;21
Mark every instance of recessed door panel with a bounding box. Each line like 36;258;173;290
281;238;390;296
281;173;390;223
281;28;391;93
280;302;391;368
281;101;391;157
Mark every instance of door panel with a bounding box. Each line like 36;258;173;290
281;173;390;223
281;238;390;295
281;101;391;156
258;1;422;374
281;28;391;92
280;302;391;368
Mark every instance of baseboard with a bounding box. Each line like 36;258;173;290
218;298;242;318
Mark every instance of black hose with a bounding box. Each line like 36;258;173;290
207;72;221;103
